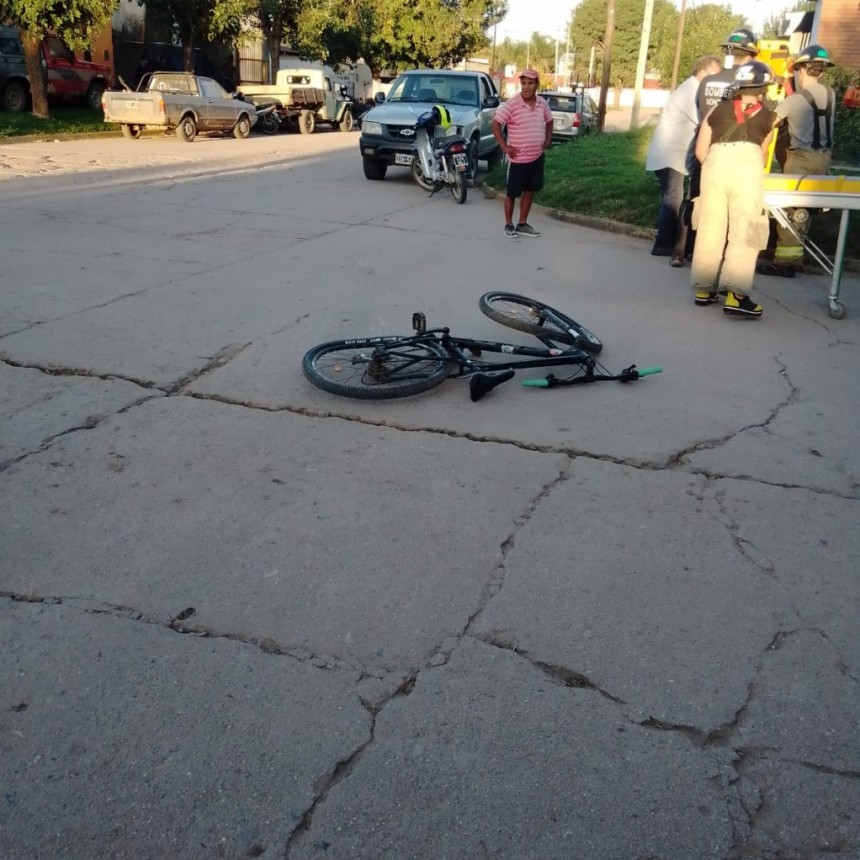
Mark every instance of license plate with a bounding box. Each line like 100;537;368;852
453;153;468;167
394;153;413;166
554;118;564;128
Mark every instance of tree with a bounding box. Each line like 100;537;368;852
493;32;556;76
295;0;506;73
251;0;302;81
649;4;744;86
569;0;676;90
142;0;253;73
0;0;119;118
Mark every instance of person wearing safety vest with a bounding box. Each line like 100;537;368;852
690;61;776;318
768;44;838;275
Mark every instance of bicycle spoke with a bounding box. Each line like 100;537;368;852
303;337;450;399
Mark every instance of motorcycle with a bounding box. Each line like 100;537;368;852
254;102;279;135
235;93;280;135
396;107;469;204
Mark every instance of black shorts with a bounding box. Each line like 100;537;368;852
506;154;545;199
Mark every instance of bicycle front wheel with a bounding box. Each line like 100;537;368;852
478;292;603;354
302;336;450;399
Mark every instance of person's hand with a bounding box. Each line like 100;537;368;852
506;144;518;159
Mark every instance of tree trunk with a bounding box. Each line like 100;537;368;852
21;31;49;119
183;39;195;74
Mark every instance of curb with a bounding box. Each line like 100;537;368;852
480;182;859;272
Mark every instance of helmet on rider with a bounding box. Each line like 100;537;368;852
791;44;835;76
728;60;774;96
720;28;758;56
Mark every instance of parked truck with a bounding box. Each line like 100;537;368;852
238;65;354;134
0;26;111;112
101;72;256;141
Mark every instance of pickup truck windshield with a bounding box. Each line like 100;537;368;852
386;74;478;107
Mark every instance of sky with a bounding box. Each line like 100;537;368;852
493;0;790;43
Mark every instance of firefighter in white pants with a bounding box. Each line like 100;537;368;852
691;61;777;317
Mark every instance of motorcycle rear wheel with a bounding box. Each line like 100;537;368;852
450;171;467;204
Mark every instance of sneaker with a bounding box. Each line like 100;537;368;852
723;291;762;317
504;223;518;238
516;222;540;237
694;290;718;306
650;245;673;257
670;254;684;268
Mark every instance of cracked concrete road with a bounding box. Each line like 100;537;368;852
1;132;858;860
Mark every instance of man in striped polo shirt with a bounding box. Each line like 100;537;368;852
491;69;553;238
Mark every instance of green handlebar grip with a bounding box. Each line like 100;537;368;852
522;379;550;387
636;366;663;377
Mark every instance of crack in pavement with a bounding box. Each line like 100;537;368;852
669;354;799;468
4;353;858;501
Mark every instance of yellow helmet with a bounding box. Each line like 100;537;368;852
432;104;452;130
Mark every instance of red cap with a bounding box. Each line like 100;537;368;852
520;69;540;81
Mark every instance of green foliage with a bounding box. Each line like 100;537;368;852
650;4;744;86
250;0;301;80
493;33;557;76
294;0;506;72
0;0;118;48
568;0;677;89
828;64;860;164
0;106;115;139
142;0;254;64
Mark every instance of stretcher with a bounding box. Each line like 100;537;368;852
763;174;860;319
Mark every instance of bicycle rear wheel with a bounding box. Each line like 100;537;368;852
302;336;450;399
478;292;603;354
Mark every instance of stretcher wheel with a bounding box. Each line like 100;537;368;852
828;301;847;320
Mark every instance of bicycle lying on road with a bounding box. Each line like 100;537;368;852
302;292;662;402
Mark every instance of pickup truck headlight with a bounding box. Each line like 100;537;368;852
362;121;383;136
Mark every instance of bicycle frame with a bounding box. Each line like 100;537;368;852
301;294;662;402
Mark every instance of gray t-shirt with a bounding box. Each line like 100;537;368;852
775;81;835;150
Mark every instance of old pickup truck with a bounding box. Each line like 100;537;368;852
238;65;354;134
101;72;256;142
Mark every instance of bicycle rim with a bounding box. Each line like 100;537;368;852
302;336;450;399
478;292;603;354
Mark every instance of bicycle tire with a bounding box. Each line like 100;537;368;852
302;336;450;400
478;292;603;354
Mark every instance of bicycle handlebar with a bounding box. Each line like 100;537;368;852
522;365;663;388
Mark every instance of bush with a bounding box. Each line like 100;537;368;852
828;64;860;164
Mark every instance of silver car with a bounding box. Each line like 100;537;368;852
359;69;502;181
544;90;598;142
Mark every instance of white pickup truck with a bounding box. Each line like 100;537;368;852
238;66;355;134
102;72;257;142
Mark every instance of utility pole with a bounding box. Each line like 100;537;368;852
630;0;655;129
596;0;615;132
491;23;497;74
566;20;572;87
670;0;687;90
